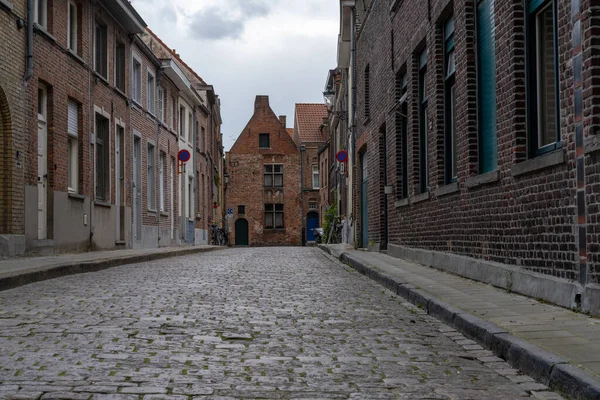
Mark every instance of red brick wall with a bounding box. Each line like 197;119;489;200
354;0;589;280
226;96;302;246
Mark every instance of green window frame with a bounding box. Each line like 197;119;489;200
444;16;457;184
418;49;429;194
477;0;498;173
526;0;560;156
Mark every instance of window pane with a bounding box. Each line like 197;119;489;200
265;204;274;211
275;212;284;228
265;213;273;228
450;85;457;179
537;5;557;148
264;174;273;187
265;165;273;173
274;165;282;173
274;174;283;187
275;204;284;211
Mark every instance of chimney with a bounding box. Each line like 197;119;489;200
254;95;269;111
279;115;287;128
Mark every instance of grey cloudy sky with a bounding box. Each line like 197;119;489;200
130;0;340;151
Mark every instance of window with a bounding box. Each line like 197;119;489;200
188;112;193;142
312;165;319;189
444;16;457;183
147;71;156;115
171;97;176;129
238;205;245;214
67;1;78;53
157;87;165;123
309;201;318;210
264;164;283;187
201;126;206;151
259;133;270;148
34;0;47;28
94;21;108;79
477;0;498;173
67;100;79;194
418;49;429;194
95;114;109;201
364;64;370;119
132;55;142;104
527;0;560;155
179;106;185;137
115;41;125;92
265;204;284;229
159;152;166;212
396;70;409;198
147;143;156;210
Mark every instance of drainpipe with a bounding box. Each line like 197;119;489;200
88;1;94;249
156;71;162;248
300;144;306;246
24;0;33;82
193;106;198;245
349;5;357;248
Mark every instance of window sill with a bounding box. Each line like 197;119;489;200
68;192;85;201
115;240;126;245
511;149;566;178
34;23;56;43
259;147;271;150
114;87;127;101
132;100;143;111
395;198;409;209
67;50;86;66
93;72;109;86
146;110;156;120
410;191;430;205
160;211;169;217
466;169;500;189
0;0;14;11
264;228;286;231
585;135;600;154
148;208;157;214
434;182;459;197
94;200;111;208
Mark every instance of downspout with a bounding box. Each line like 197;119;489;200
193;106;198;244
349;6;357;248
24;0;33;81
156;71;162;248
88;1;94;248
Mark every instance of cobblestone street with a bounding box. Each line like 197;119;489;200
0;248;562;399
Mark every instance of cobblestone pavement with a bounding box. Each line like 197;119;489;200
0;247;564;399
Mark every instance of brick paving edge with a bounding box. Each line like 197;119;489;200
0;246;224;292
318;244;600;400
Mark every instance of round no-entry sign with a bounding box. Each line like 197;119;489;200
336;150;348;163
178;149;191;163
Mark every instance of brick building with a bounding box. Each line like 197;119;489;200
292;103;328;241
225;96;302;246
338;0;600;315
0;0;223;255
0;0;28;256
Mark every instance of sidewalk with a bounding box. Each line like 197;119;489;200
320;244;600;399
0;245;221;291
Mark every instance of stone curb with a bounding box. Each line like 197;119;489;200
0;246;223;292
320;245;600;400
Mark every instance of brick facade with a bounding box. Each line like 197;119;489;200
225;96;302;246
0;0;222;254
351;0;599;286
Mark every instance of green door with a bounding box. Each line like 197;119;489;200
477;0;497;173
235;218;249;246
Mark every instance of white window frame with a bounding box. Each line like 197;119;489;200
67;0;78;53
131;52;142;105
159;151;165;212
37;85;47;122
34;0;47;28
147;142;156;211
179;104;186;138
94;106;111;202
147;69;156;115
114;41;126;93
157;86;165;123
67;100;79;194
94;20;108;79
188;112;193;142
312;165;319;189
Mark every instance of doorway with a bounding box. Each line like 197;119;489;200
133;136;142;243
0;85;9;234
116;126;125;242
361;151;368;248
380;125;388;250
37;85;48;240
307;211;319;242
235;218;248;246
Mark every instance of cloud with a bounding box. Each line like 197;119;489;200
189;7;244;40
233;0;271;18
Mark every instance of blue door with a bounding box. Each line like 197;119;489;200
307;212;319;241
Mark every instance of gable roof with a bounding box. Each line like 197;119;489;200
295;103;328;143
286;128;294;139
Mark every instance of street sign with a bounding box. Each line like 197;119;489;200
178;149;191;163
227;208;233;215
336;150;348;163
